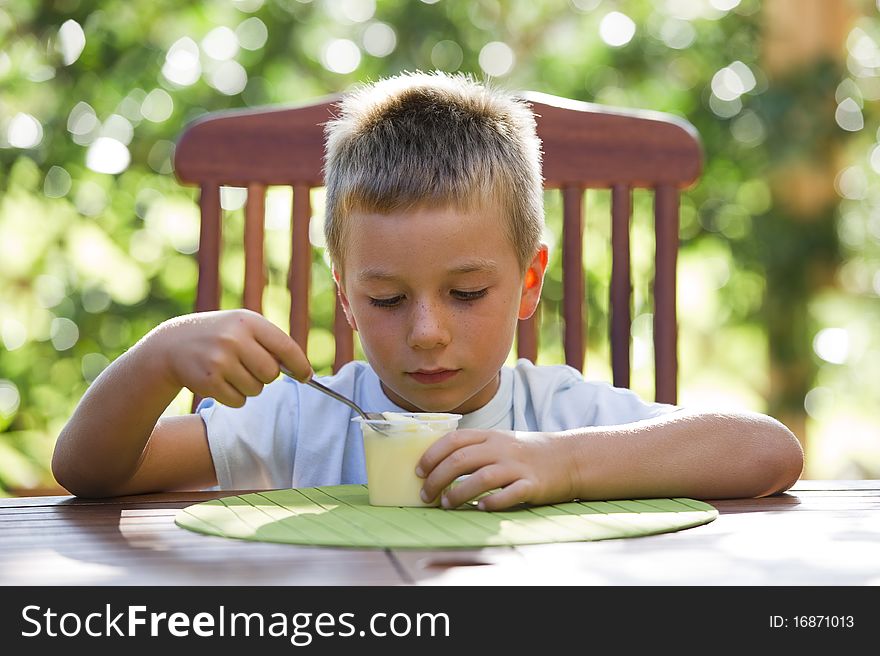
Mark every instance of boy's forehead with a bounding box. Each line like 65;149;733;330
347;199;508;243
354;256;500;282
351;197;506;229
339;199;518;275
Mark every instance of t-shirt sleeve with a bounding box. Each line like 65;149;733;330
513;360;679;431
564;378;679;426
195;378;298;490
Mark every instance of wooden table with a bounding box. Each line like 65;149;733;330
2;479;879;586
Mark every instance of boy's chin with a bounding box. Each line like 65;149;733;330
388;390;465;414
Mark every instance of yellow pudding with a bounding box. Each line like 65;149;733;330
358;412;461;507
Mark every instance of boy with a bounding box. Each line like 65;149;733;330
52;72;804;510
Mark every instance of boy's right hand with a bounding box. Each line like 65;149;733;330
150;309;312;408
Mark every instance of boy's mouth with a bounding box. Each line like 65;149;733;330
407;369;459;385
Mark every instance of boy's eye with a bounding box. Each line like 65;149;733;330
451;288;488;301
369;295;405;308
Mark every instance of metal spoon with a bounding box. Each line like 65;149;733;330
279;366;391;434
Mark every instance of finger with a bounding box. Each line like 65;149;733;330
224;361;265;398
238;340;282;384
474;478;534;511
439;464;516;509
420;441;491;503
250;316;313;381
417;429;486;479
203;380;247;409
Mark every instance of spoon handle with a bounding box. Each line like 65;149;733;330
304;378;370;421
280;366;387;432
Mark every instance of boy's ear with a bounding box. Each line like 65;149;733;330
518;244;549;320
333;267;359;332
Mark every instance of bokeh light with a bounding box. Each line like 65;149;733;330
202;26;240;61
55;20;85;66
813;328;850;364
43;166;72;198
836;98;864;131
321;39;361;74
236;17;268;51
431;40;463;71
363;22;396;57
478;41;514;76
163;37;201;87
599;12;636;47
1;320;27;351
7;113;42;149
86;137;131;175
50;318;79;352
0;381;20;419
328;0;376;24
711;61;756;101
141;89;174;123
207;60;248;95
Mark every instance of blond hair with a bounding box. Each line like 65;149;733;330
323;71;544;271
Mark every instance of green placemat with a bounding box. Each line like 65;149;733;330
175;485;717;549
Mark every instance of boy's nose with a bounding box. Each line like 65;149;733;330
407;301;451;349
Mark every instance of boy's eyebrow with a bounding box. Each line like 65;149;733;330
448;258;499;274
356;258;499;281
356;269;400;282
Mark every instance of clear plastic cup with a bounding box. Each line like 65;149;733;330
354;412;462;507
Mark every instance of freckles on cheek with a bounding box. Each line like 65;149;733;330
357;312;398;351
457;311;498;342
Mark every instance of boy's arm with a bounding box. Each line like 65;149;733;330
51;339;215;497
417;409;805;511
52;310;312;498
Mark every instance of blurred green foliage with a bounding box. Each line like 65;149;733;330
2;0;879;494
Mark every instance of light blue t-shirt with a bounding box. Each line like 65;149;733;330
196;359;677;490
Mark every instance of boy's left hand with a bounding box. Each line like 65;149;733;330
416;430;574;511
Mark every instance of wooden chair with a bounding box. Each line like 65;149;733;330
173;91;701;404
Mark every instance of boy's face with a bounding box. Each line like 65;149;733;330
336;202;546;414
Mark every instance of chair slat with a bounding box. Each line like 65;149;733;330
196;182;222;313
243;184;266;313
610;184;632;389
289;185;311;354
191;182;220;413
654;184;679;404
562;186;585;371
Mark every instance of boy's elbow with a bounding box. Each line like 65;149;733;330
50;446;75;495
755;416;805;497
51;450;110;499
53;475;115;499
50;460;85;498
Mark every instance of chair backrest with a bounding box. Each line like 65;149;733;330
173;91;701;403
